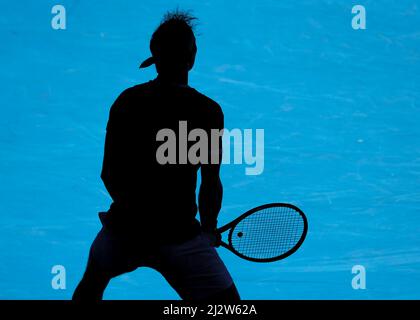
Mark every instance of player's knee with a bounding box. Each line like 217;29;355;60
204;283;240;302
72;269;112;302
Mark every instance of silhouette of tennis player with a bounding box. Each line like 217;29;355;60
73;10;240;301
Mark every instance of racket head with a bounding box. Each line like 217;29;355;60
221;203;308;263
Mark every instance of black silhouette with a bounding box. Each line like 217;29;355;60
72;10;240;301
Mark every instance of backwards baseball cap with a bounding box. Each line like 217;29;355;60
139;56;155;68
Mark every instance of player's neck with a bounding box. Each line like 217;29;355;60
157;72;189;86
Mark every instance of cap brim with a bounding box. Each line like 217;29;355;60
139;56;155;68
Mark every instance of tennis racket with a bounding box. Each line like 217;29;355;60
217;203;308;263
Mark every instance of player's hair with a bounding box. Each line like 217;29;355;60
160;9;197;31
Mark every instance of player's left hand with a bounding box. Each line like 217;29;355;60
202;230;221;247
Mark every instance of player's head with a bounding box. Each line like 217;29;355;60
140;10;197;75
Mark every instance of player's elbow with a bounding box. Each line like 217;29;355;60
101;170;111;188
202;176;222;190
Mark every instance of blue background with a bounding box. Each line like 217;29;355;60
0;0;419;299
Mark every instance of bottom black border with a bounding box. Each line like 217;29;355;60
1;300;417;319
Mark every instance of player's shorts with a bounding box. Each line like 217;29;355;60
85;226;234;300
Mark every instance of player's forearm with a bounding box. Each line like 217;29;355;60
101;172;124;203
101;165;135;206
199;177;223;231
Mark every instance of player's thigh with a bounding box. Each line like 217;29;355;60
86;227;138;278
154;234;235;301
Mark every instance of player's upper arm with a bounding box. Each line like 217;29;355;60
106;88;133;132
201;100;224;179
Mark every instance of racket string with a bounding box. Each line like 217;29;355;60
230;206;305;260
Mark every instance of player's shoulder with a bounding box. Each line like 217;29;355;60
188;87;224;128
189;87;223;117
120;81;154;98
110;81;154;111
